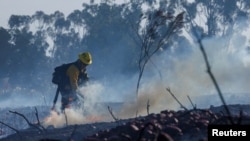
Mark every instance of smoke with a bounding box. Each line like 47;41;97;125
132;32;250;109
110;22;250;118
43;108;106;128
0;87;53;108
114;34;250;119
43;81;123;127
8;28;250;127
2;18;250;129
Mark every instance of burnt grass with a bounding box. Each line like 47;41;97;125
0;104;250;141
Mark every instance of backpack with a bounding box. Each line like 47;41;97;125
52;63;73;85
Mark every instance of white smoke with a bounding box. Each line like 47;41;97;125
41;20;250;126
2;18;250;129
113;20;250;117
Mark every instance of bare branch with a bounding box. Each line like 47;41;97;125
35;107;41;125
237;110;243;125
34;107;46;131
0;121;24;141
0;121;20;135
184;11;235;124
147;99;150;115
135;11;185;96
195;36;234;125
108;106;119;121
166;88;188;111
187;95;196;110
9;110;44;132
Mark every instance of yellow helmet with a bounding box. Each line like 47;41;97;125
78;52;92;65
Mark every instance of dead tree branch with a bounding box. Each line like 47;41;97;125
196;37;234;125
237;110;243;125
34;107;46;131
0;122;24;141
187;95;196;110
136;11;185;97
147;99;150;115
9;110;44;132
184;11;235;124
35;107;41;125
166;88;188;111
108;106;119;121
0;121;22;137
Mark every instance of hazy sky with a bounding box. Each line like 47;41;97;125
0;0;126;28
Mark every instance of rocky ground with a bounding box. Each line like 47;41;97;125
0;104;250;141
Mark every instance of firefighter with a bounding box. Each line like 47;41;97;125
52;52;92;112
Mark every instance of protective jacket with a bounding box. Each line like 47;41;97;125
59;60;89;110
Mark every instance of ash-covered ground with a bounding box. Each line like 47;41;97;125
0;103;250;141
